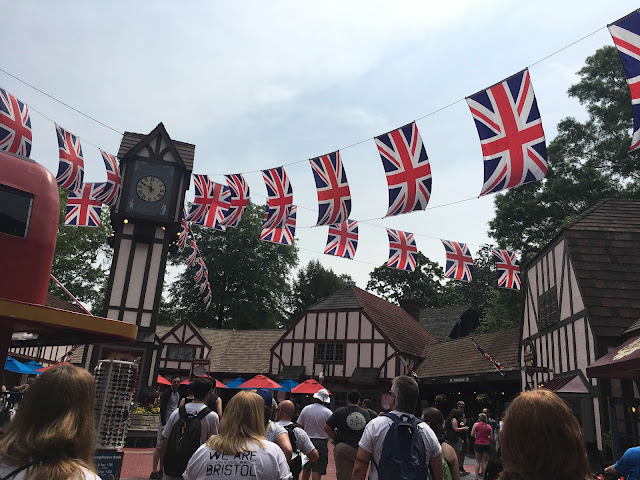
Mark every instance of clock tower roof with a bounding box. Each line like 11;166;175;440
118;123;195;171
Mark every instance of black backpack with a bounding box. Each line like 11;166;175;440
163;405;211;477
373;413;429;480
284;422;302;480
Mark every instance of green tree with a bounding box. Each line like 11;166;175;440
50;188;112;311
366;252;454;307
489;46;640;261
447;245;495;314
287;260;354;321
166;202;298;329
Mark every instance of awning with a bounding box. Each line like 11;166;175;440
541;374;590;394
349;367;380;385
587;335;640;379
276;366;305;381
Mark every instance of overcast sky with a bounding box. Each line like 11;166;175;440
3;2;638;289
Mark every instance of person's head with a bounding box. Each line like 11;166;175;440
277;400;295;421
482;408;489;415
313;388;331;405
457;400;465;412
207;391;265;455
478;413;487;423
499;390;591;480
348;390;361;405
255;389;273;425
390;375;419;413
171;375;181;390
193;378;212;401
421;407;445;442
0;365;97;480
446;408;461;422
362;398;373;409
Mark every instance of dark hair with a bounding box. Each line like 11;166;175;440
421;407;444;442
348;390;361;404
362;398;373;408
171;375;181;382
391;376;419;413
446;408;461;423
193;378;213;400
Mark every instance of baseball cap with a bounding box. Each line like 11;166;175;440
313;388;330;404
256;388;273;406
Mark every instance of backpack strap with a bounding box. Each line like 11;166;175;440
196;407;212;419
371;413;402;471
179;405;188;420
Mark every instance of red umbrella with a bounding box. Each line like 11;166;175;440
157;374;171;385
180;379;191;385
237;374;282;390
35;362;74;373
290;379;330;395
214;379;227;389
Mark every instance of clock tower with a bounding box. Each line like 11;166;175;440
86;123;193;389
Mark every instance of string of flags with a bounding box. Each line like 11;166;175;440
178;210;213;310
2;8;639;294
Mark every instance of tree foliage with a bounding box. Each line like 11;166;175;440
50;188;111;311
489;46;640;261
287;260;354;322
166;202;298;329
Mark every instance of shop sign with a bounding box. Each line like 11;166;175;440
449;377;469;383
523;339;535;367
95;450;124;480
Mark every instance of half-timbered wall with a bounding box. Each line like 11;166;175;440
270;310;419;380
521;238;601;449
159;322;210;371
9;344;73;364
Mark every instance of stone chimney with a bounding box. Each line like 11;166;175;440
399;291;420;321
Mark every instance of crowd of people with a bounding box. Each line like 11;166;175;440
0;366;637;480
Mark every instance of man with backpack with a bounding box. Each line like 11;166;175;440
276;400;319;480
352;376;444;480
160;378;219;480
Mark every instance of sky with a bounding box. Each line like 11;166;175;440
3;1;638;290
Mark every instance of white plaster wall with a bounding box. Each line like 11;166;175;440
109;238;132;307
317;313;327;338
361;319;372;339
574;320;588;372
570;267;585;312
347;312;359;337
125;243;148;308
346;343;358;376
558;328;565;372
360;343;372;368
143;243;163;310
336;312;346;339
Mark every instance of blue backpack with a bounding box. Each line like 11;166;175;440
374;413;429;480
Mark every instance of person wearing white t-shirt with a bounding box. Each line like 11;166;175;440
256;388;293;464
183;391;291;480
277;400;319;480
352;376;444;480
297;389;332;480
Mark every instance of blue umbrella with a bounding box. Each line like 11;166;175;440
25;361;44;370
4;357;37;375
274;379;300;392
224;377;247;389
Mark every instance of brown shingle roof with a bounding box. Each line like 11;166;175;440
418;305;472;342
562;200;640;335
117;124;195;171
415;328;520;378
308;286;437;357
45;293;86;314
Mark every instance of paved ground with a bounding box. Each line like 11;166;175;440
120;445;476;479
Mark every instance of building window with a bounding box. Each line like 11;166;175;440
316;343;345;363
538;287;559;330
333;392;347;408
0;185;33;238
166;345;196;360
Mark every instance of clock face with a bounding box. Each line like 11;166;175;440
136;176;166;203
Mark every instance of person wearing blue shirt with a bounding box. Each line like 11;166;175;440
606;446;640;480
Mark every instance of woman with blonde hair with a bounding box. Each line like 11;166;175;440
471;413;491;480
183;390;291;480
499;389;592;480
0;364;100;480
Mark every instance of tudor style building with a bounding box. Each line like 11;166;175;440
269;285;437;407
520;199;640;457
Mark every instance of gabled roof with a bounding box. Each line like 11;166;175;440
307;285;437;357
418;305;472;342
415;328;520;378
117;124;195;171
561;200;640;335
45;293;86;314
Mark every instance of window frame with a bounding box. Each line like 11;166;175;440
0;184;34;239
537;286;559;331
166;344;196;361
315;342;345;363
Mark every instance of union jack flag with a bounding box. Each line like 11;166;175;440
187;239;199;267
198;280;210;294
0;88;32;157
492;249;521;290
194;257;207;283
205;299;212;311
196;182;230;231
375;122;432;217
471;337;505;376
386;229;418;271
203;289;212;303
59;348;77;363
262;167;293;229
261;205;296;246
177;209;189;251
55;124;85;193
325;220;358;259
187;175;214;223
609;11;640;151
223;174;250;227
467;69;547;196
95;149;121;207
64;182;104;227
310;151;351;226
441;239;473;282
